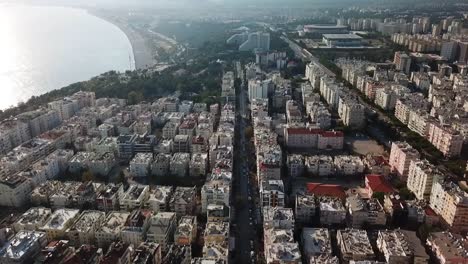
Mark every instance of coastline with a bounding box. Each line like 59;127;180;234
88;10;155;70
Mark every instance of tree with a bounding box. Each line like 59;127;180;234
82;170;95;182
244;126;254;139
372;192;385;203
127;91;143;105
116;171;126;184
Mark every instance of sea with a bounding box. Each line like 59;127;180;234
0;4;135;110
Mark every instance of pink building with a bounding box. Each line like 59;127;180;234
389;141;420;181
428;122;464;158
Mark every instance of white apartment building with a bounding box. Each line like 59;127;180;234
13;207;52;232
263;207;295;230
170;153;190;177
295;194;316;224
334;155;365;176
174;216;197;246
407;110;431;137
338;97;366;128
152;153;172;176
147;186;173;213
377;230;429;264
95;211;130;248
306;155;334;177
130;153;153;177
169;187;197;217
162;121;180;139
147;212;177;250
261;179;285;208
40;208;80;241
430;182;468;233
0;231;47;264
337;229;375;263
248;79;272;101
190;153;208;177
407;159;443;200
66;210;105;246
302;228;332;259
287;154;305;178
0;120;31;155
120;209;152;246
346;195;386;228
0;176;32;207
319;197;346;225
120;184;150;211
375;88;397;110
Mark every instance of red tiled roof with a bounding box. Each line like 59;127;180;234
320;131;344;138
286;128;323;135
372;155;389;166
365;174;395;194
425;206;437;216
306;183;346;199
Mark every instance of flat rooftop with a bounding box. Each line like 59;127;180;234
323;34;363;40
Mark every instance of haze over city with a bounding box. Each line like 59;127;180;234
0;0;467;264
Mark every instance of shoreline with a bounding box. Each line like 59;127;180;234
88;10;155;70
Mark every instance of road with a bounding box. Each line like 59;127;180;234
281;35;335;77
233;61;257;263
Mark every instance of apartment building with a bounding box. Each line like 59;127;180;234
427;232;468;264
407;159;443;200
170;153;190;177
130;153;154;177
147;186;173;213
13;207;52;232
319;197;346;225
302;228;332;260
40;208;80;241
389;141;420;181
288;154;305;178
0;231;47;263
337;229;375;263
377;230;429;264
174;216;197;246
295;194;316;224
428;122;464;157
430;182;468;232
346;195;386;228
147;212;177;250
120;209;152;246
66;210;105;246
119;184;150;211
169;187;197;217
95;211;130;248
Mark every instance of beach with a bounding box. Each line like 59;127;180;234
89;10;155;70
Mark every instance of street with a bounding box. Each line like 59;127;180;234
233;61;258;263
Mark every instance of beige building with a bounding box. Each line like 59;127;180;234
427;232;468;264
430;182;468;233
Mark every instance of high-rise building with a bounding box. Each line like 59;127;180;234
394;52;411;74
238;32;270;52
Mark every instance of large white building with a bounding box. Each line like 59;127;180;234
130;153;154;177
407;159;443;200
147;212;177;250
41;208;80;241
238;32;270;52
66;210;105;246
95;211;130;248
13;207;52;232
248;79;272;101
